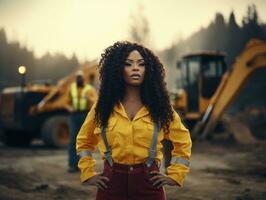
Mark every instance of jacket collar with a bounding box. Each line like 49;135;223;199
113;101;150;121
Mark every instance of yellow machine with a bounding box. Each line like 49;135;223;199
0;61;99;147
31;61;98;113
173;39;266;143
173;51;227;124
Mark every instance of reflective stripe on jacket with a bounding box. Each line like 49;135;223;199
70;82;92;111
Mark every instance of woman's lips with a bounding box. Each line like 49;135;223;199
130;74;141;79
130;74;141;77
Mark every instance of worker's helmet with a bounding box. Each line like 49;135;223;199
76;70;84;77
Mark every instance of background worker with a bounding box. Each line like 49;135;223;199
67;70;97;173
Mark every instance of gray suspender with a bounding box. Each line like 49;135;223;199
145;122;161;167
100;126;114;166
100;121;161;167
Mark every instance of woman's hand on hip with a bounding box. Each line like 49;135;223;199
149;171;177;188
84;174;110;190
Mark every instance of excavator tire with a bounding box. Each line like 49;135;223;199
41;115;70;148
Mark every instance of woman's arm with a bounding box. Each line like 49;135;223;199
164;110;192;187
76;103;98;183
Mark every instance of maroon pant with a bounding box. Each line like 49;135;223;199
96;161;166;200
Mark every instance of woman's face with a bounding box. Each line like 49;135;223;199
123;50;146;87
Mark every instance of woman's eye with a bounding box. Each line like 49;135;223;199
139;63;145;67
125;62;131;66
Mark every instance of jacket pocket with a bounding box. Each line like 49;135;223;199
94;118;118;147
93;118;118;134
134;117;154;131
107;117;118;131
134;118;155;148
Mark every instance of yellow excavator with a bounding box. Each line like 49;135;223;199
171;38;266;144
0;61;99;147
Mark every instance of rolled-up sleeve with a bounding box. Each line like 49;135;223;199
165;110;192;187
76;103;98;183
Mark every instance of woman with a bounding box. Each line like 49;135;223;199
76;41;192;200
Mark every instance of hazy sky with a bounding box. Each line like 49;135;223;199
0;0;265;61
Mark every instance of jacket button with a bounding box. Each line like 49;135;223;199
129;166;133;171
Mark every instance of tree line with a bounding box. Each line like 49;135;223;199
159;5;266;89
0;30;79;91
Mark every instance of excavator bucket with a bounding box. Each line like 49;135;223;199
222;67;266;143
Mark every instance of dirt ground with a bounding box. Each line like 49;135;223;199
0;140;265;200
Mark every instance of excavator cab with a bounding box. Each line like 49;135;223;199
176;52;227;125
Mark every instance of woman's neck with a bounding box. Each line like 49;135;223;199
122;85;141;103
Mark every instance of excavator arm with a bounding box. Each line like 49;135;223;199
30;61;99;114
193;39;266;143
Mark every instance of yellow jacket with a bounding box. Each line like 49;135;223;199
76;101;192;186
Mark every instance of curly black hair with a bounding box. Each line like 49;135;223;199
95;41;174;133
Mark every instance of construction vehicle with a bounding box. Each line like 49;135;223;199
0;61;99;147
172;38;266;143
